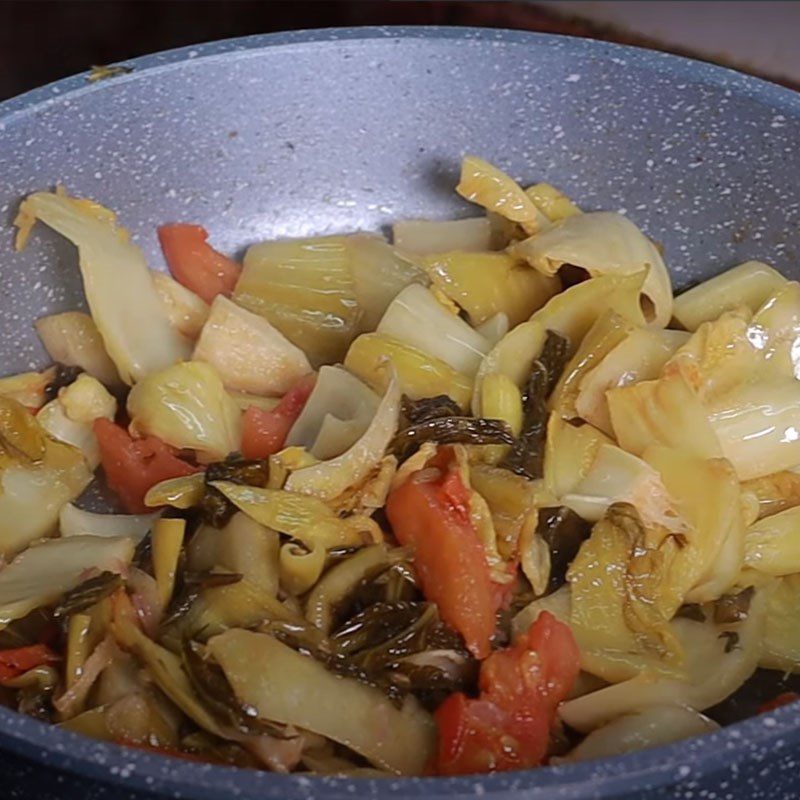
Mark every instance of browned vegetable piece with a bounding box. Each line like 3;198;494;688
401;395;462;425
43;364;83;402
200;455;270;528
536;507;592;593
160;571;243;629
390;417;513;458
53;571;122;618
714;587;755;625
501;330;569;479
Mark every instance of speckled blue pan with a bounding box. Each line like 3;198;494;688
1;26;799;800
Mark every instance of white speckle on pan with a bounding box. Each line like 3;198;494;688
565;73;581;82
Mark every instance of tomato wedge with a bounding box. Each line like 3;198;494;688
158;223;240;304
240;374;316;460
94;418;201;513
759;692;800;714
433;611;580;775
386;466;498;659
0;644;59;683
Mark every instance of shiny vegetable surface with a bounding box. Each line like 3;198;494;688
5;157;800;777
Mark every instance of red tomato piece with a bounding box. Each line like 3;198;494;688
158;223;240;304
759;692;800;714
94;418;201;513
386;468;498;659
240;373;316;460
433;611;580;776
0;644;59;683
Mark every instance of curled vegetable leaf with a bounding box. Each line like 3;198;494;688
456;156;548;235
286;366;378;460
472;271;647;415
15;191;190;384
211;482;381;550
284;375;400;501
568;503;684;682
514;212;672;327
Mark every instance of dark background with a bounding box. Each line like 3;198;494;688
4;0;799;103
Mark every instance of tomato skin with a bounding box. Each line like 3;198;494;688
158;224;240;304
0;645;58;683
94;418;201;513
433;611;580;776
759;692;800;714
386;469;497;659
240;374;316;460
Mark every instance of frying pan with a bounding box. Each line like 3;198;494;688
0;26;799;800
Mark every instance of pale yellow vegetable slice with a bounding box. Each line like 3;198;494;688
393;217;492;254
420;251;559;327
673;260;786;331
575;328;689;435
15;191;190;384
193;295;312;396
285;375;400;501
127;361;242;462
544;416;612;500
152;518;186;610
211;482;381;549
151;271;209;341
744;507;800;576
344;333;472;410
524;182;581;222
35;311;121;387
456;155;548;235
208;629;436;775
377;284;490;376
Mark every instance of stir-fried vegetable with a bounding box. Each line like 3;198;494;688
35;311;121;388
0;398;92;557
193;295;312;397
16;191;190;384
7;155;800;777
127;361;242;462
344;333;473;409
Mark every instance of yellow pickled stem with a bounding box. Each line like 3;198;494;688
65;613;92;689
481;373;523;437
152;518;186;610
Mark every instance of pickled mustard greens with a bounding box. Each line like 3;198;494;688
3;157;800;777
